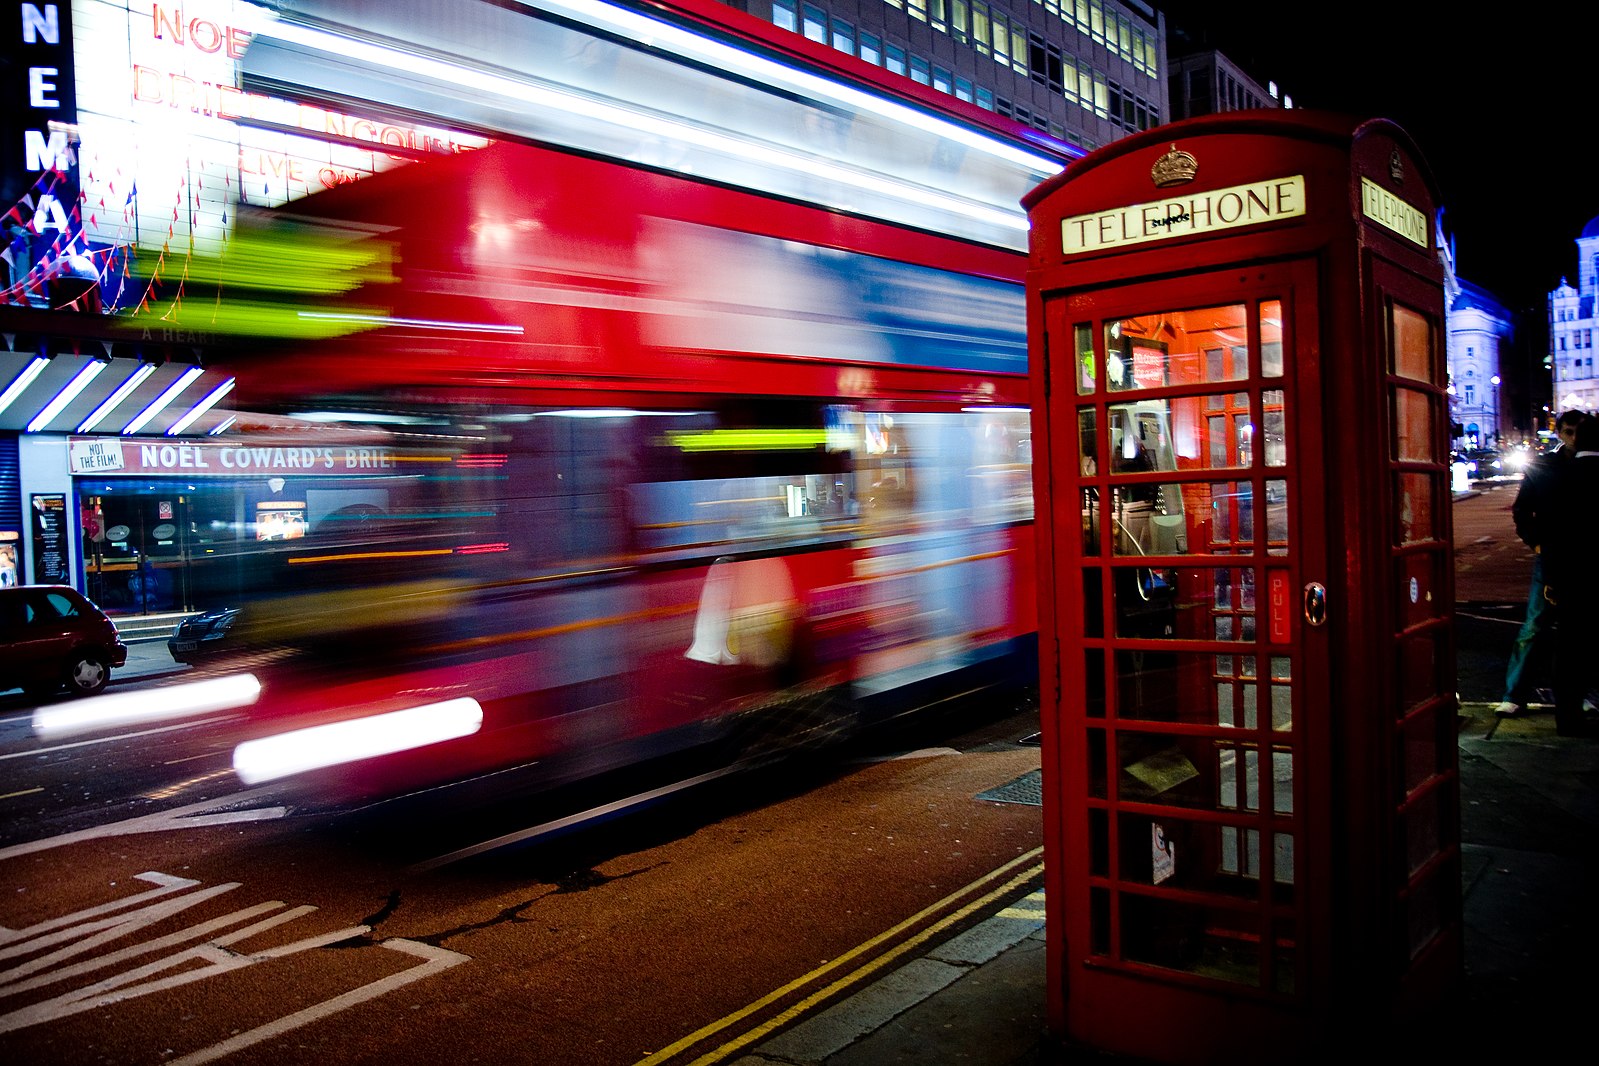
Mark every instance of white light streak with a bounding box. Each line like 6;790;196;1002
31;674;263;740
231;698;485;785
122;366;204;435
295;311;525;334
27;360;107;432
166;377;235;435
77;362;156;433
0;357;50;417
518;0;1068;172
254;18;1030;233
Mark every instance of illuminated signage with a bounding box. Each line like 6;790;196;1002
1061;175;1306;255
69;0;488;265
1359;177;1428;248
3;1;79;294
69;437;401;475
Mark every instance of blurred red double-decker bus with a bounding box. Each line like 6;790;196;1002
181;0;1067;802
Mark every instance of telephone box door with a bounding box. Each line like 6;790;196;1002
1041;258;1332;1049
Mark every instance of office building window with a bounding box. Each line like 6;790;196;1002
860;31;882;64
908;0;927;21
1030;34;1065;93
934;65;953;93
772;0;797;32
911;54;931;84
802;4;826;43
977;86;995;110
831;17;855;53
886;43;907;76
955;75;974;101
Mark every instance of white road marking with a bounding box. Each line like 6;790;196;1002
0;871;199;945
0;881;242;981
0;789;287;863
0;869;470;1056
0;902;305;997
166;940;470;1066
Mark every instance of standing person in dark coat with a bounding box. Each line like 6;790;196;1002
1495;410;1587;716
1541;415;1599;737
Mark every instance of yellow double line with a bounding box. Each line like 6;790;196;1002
636;846;1045;1065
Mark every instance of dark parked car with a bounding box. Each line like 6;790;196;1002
167;607;242;665
0;585;127;698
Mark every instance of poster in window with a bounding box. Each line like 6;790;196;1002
256;501;307;541
31;494;69;584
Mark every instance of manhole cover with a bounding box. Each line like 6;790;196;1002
976;769;1042;806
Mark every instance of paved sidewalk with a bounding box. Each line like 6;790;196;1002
722;698;1596;1065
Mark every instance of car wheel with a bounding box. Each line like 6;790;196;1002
65;653;110;697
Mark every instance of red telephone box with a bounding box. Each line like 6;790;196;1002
1024;112;1458;1061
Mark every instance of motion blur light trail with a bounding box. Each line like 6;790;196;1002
32;675;264;740
231;698;486;785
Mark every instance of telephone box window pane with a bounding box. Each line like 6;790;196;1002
1272;921;1297;994
1120;894;1262;985
1265;479;1288;555
1117;733;1261;815
1260;300;1284;377
1075;323;1095;394
1082;487;1102;555
1088;727;1108;798
1272;832;1295;885
1110;480;1249;557
1391;302;1434;381
1114;649;1252;725
1398;630;1444;714
1398;551;1443;627
1272;749;1294;814
1090;888;1110;956
1393;386;1435;461
1082;567;1104;637
1115;394;1251;473
1077;406;1098;477
1271;682;1293;730
1104;304;1248;392
1262;389;1287;466
1089;806;1109;876
1403;782;1448;877
1113;566;1255;642
1402;707;1446;795
1395;472;1438;544
1120;815;1260;899
1085;648;1107;717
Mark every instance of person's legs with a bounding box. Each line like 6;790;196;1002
1500;560;1552;713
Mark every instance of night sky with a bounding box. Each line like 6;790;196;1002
1157;2;1592;319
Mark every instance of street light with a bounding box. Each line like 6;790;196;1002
1490;374;1501;444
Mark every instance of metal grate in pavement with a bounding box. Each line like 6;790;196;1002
975;769;1042;806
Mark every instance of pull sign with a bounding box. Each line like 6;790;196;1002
1268;570;1291;643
